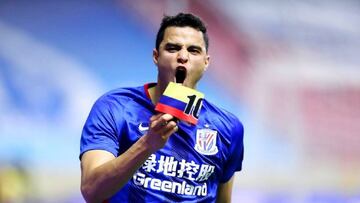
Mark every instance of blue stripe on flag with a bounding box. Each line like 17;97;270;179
159;95;187;111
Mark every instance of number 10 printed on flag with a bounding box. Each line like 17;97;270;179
155;82;204;125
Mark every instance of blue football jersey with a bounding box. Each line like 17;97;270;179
80;83;244;203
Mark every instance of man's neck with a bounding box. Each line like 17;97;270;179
148;82;166;105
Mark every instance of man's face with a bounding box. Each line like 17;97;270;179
153;26;210;89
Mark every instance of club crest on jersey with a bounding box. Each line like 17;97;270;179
194;128;218;155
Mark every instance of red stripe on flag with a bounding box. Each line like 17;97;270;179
155;103;198;124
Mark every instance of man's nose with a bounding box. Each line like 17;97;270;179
177;50;189;64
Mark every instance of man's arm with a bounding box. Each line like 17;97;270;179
80;114;177;203
216;175;235;203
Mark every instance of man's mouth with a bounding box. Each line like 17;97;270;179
175;67;187;84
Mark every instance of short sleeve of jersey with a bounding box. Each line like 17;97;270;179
220;118;244;183
80;96;122;159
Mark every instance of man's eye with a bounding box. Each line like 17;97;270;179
166;47;179;52
189;48;200;54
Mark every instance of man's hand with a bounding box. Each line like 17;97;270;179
81;113;178;202
142;113;178;152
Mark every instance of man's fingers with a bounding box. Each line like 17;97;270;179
145;115;178;150
150;114;175;131
161;121;178;139
164;114;174;120
150;114;164;129
150;113;163;122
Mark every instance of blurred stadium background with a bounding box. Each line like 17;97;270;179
0;0;359;202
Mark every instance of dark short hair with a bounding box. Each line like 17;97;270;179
155;13;209;52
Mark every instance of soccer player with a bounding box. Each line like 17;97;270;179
80;13;244;203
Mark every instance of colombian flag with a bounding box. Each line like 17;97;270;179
155;82;204;125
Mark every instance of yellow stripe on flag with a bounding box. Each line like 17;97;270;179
163;82;204;103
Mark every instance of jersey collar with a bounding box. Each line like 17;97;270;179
144;82;157;100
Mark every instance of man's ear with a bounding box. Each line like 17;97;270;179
204;54;210;71
153;49;159;64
